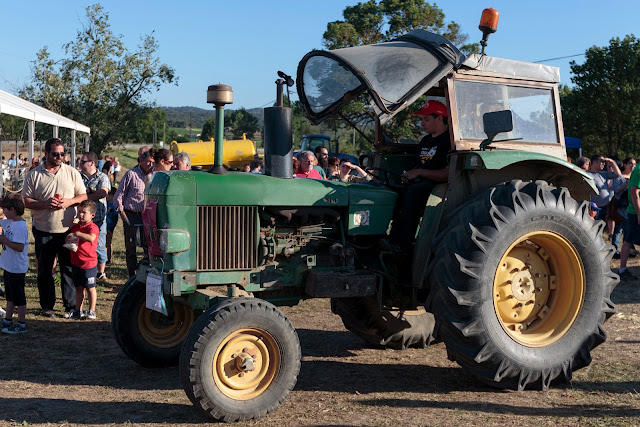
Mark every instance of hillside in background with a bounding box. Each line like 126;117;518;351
162;106;263;129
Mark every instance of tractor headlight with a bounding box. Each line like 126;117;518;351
158;229;190;254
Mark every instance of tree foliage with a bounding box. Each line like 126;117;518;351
200;118;216;141
21;3;176;154
227;108;259;139
323;0;479;54
561;35;640;158
320;1;478;148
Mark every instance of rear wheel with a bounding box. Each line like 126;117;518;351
428;180;618;390
332;297;436;349
112;277;194;367
180;297;301;422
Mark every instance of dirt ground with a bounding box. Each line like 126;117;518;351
0;258;639;426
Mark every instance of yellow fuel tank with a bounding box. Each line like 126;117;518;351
170;134;256;169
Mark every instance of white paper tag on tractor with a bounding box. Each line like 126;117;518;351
146;273;168;315
353;210;370;226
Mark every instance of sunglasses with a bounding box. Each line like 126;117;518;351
50;152;65;158
79;159;92;164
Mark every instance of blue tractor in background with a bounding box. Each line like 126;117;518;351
299;134;359;165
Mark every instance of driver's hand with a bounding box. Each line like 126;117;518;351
402;169;422;182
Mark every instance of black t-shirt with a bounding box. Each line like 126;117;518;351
415;130;451;170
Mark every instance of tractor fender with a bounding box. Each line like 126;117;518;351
460;150;597;201
413;150;597;290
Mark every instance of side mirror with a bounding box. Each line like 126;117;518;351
483;110;513;142
359;154;370;168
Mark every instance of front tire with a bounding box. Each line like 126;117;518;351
180;297;301;422
428;180;618;390
112;277;194;367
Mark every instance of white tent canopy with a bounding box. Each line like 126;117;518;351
0;88;90;173
0;88;90;133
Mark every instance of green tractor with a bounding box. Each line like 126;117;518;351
112;17;618;423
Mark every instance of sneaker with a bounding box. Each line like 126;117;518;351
619;269;637;281
64;309;82;319
86;310;96;320
1;319;12;328
0;288;5;297
2;323;27;334
97;272;107;282
42;309;56;318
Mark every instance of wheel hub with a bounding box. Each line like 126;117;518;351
213;329;279;400
493;232;584;347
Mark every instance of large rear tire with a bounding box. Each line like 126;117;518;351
180;297;301;422
428;180;618;390
112;277;194;367
332;297;436;349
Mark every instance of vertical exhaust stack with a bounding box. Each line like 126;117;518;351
206;84;233;174
264;72;294;178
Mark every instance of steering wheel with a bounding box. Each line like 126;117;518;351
366;167;415;187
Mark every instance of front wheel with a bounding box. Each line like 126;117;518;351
180;297;301;422
112;277;194;367
428;180;618;390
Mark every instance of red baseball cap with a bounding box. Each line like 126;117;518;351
414;100;448;117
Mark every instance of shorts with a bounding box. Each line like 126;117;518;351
72;265;98;289
4;271;26;306
624;214;640;246
106;209;119;232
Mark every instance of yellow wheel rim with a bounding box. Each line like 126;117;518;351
137;303;194;348
493;231;584;347
213;328;280;400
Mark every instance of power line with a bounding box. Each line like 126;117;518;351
534;53;585;63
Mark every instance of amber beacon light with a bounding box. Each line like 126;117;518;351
479;8;500;55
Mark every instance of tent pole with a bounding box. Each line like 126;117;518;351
28;120;34;165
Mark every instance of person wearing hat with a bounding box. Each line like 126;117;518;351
391;100;453;255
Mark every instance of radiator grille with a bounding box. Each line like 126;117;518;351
198;206;258;270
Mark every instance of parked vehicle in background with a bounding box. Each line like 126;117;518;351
299;134;358;165
170;133;256;170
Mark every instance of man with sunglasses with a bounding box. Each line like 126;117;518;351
22;138;87;318
79;152;111;282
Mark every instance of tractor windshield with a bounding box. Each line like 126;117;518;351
297;30;466;125
454;80;559;144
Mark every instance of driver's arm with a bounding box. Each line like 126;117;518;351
404;167;449;182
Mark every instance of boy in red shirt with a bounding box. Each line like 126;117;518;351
65;200;99;320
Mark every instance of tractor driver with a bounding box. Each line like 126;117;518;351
391;100;452;253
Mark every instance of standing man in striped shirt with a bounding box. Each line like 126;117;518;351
113;146;154;277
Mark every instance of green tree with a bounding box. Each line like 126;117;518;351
227;108;259;139
321;1;478;149
323;0;478;54
21;3;177;154
561;35;640;158
200;118;216;141
124;107;168;145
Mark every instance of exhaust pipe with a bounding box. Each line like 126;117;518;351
264;73;293;178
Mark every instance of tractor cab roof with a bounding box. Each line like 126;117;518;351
296;29;560;125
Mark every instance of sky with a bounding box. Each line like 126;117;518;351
1;0;639;111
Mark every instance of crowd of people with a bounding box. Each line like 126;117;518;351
577;154;640;280
0;140;192;334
